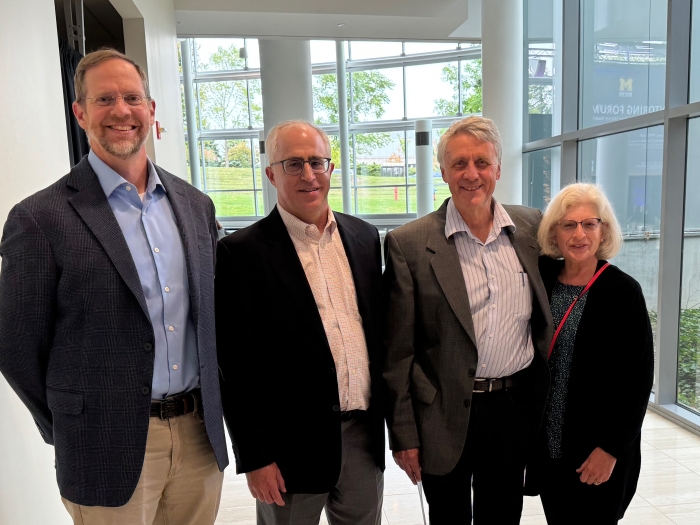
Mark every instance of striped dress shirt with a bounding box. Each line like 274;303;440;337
445;198;535;378
278;205;371;411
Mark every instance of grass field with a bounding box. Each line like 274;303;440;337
194;167;452;217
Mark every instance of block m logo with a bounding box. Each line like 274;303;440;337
619;78;634;92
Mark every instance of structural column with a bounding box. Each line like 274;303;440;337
259;39;314;214
415;119;434;218
481;0;524;205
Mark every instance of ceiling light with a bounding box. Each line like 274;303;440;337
338;23;346;27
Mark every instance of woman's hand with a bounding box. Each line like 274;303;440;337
576;447;617;485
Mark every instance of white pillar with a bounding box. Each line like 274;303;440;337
415;119;434;218
482;0;524;205
0;0;72;523
336;41;352;214
259;129;274;214
259;39;314;214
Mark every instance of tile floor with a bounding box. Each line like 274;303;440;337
216;410;700;524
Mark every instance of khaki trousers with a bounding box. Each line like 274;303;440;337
62;412;224;525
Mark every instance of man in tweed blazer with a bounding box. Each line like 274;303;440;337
0;50;227;524
383;117;552;524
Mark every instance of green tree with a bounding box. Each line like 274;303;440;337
313;71;395;168
528;84;554;114
227;140;253;168
433;60;483;116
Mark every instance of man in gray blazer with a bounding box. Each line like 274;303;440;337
0;49;227;524
383;116;552;524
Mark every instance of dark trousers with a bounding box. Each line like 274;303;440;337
539;457;622;525
421;387;531;525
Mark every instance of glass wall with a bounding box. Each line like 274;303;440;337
525;146;560;211
180;38;480;218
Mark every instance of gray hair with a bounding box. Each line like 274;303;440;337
265;120;331;164
437;116;502;167
538;182;623;260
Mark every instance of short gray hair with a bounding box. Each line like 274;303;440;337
538;182;623;260
437;116;502;167
265;120;331;164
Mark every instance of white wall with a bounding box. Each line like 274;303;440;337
112;0;188;178
0;0;72;523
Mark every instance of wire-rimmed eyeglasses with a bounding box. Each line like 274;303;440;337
269;157;331;176
81;93;150;107
557;218;602;233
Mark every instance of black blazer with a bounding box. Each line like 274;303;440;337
0;157;229;507
528;257;654;511
215;206;386;494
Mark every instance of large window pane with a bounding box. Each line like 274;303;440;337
690;0;700;102
579;0;667;130
525;146;560;211
310;40;339;64
679;118;700;413
406;62;458;118
351;68;404;122
526;0;561;141
313;74;338;124
194;39;247;72
349;41;402;60
403;42;460;55
198;81;256;130
578;126;663;311
353;132;407;214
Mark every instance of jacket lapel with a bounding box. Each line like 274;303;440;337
67;158;149;321
426;207;478;348
158;170;202;329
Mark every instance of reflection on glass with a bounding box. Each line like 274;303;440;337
690;1;700;102
578;126;663;312
352;68;404;122
579;0;667;130
353;132;407;214
349;41;402;60
405;62;458;118
525;146;560;211
679;118;700;413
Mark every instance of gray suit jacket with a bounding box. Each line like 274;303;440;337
383;199;552;476
0;156;228;507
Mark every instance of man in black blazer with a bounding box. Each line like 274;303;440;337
0;50;227;524
216;120;385;524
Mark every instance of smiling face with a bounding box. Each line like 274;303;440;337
265;124;333;227
554;203;604;266
441;133;501;216
72;58;155;163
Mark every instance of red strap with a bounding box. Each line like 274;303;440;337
548;263;610;360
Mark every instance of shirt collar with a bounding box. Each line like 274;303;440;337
445;197;516;240
278;204;336;242
88;149;164;199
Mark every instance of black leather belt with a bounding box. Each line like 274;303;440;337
150;388;201;419
472;376;517;393
341;409;365;421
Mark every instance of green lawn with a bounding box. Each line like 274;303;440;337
193;166;452;217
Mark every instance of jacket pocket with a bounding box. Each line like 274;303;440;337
411;378;437;405
46;388;84;415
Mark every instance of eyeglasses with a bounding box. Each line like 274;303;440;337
557;218;603;233
269;157;331;175
82;94;150;107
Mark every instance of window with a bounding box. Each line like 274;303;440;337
690;0;700;103
524;146;560;211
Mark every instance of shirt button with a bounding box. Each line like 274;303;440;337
490;274;495;279
154;247;160;253
491;304;496;309
126;185;132;191
172;364;178;370
168;326;174;332
164;287;170;293
489;333;493;338
482;364;486;368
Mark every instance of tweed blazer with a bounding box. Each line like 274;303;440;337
0;156;228;507
383;199;552;476
215;207;385;494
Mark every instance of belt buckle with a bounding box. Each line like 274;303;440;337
159;401;167;420
487;378;495;392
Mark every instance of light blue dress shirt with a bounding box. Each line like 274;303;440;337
89;150;200;399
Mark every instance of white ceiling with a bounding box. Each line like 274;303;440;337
174;0;481;41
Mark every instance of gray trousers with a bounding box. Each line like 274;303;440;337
257;411;384;525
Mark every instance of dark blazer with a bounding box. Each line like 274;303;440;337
383;199;553;475
0;156;228;507
215;206;385;494
527;257;654;514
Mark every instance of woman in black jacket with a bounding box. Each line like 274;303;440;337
526;183;654;524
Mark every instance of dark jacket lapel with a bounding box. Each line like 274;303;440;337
67;158;150;321
158;170;202;329
426;205;478;348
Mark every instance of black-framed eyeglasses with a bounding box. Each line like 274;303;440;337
557;218;602;233
81;93;150;107
270;157;331;175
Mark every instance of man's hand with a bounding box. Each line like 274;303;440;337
393;448;422;485
246;462;287;506
576;447;617;485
